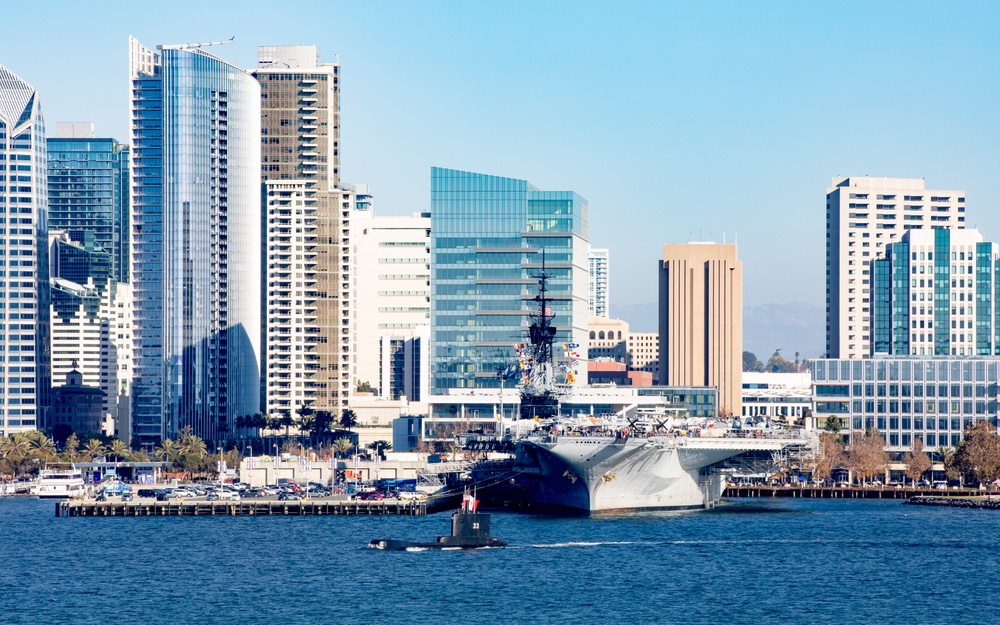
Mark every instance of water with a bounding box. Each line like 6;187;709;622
2;497;999;624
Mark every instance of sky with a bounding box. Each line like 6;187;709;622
3;1;999;311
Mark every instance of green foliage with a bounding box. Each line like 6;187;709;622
742;351;763;372
824;415;843;433
340;409;359;431
356;381;373;393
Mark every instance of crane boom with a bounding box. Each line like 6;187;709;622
157;37;235;51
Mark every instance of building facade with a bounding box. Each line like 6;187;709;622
254;45;351;420
47;125;130;282
741;371;812;424
873;228;1000;358
430;167;589;395
826;176;965;359
588;247;609;318
0;63;51;436
351;211;431;402
812;357;1000;452
129;38;262;446
588;316;628;363
627;331;660;384
658;242;742;415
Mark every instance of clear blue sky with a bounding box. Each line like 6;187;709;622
4;1;999;310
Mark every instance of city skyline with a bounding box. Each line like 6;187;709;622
3;2;998;313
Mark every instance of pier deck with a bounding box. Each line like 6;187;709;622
724;485;982;500
57;499;427;517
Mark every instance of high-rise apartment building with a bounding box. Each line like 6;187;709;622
627;331;659;384
49;230;131;438
129;38;262;446
351;210;431;401
0;63;51;437
658;243;742;414
430;167;589;395
47;124;130;282
826;176;965;359
588;248;609;317
873;228;1000;357
253;45;351;419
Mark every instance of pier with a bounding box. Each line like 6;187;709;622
57;499;427;517
724;485;981;500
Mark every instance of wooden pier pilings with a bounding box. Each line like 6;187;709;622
57;499;427;518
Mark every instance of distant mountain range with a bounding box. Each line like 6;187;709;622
611;301;825;361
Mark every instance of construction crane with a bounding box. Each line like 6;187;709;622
157;37;235;51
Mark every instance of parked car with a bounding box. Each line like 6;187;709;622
356;490;384;501
278;491;302;501
398;491;428;501
121;492;134;502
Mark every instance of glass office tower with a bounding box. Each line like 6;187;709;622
129;38;261;446
47;134;130;282
0;63;51;436
430;167;588;395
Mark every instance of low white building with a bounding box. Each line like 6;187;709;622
741;371;813;427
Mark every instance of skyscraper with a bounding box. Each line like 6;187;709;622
129;37;262;446
588;247;609;318
47;124;130;282
826;176;965;359
430;167;589;395
873;228;1000;357
0;63;51;437
253;45;351;419
658;242;742;415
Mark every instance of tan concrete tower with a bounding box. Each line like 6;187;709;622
658;243;742;416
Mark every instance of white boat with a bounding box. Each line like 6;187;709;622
34;465;87;499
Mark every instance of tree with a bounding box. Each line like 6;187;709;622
278;411;295;442
0;433;35;476
356;381;373;393
333;437;354;458
765;351;798;373
902;437;932;486
742;351;763;372
951;421;1000;486
62;433;80;462
81;438;105;462
813;432;847;481
106;439;129;462
367;440;391;459
938;446;959;482
849;429;889;486
340;409;359;432
824;415;843;433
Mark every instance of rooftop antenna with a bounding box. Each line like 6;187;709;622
158;36;236;51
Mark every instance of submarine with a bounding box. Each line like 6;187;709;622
369;492;507;550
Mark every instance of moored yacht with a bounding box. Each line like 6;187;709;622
34;465;87;499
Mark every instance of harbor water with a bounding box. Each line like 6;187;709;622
2;496;999;624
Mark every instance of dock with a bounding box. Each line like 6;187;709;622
724;485;981;500
57;499;427;517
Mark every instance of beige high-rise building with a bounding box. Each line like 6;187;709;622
825;176;965;359
254;46;352;418
658;243;742;415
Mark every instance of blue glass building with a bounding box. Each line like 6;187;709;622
47;135;130;282
872;228;1000;357
430;167;588;395
129;38;262;446
0;63;51;436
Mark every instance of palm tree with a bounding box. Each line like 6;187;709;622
278;411;295;444
106;439;129;462
30;434;57;464
340;408;358;432
333;437;354;458
81;439;105;462
367;440;391;460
